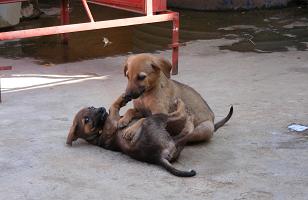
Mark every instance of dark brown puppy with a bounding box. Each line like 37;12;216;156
66;95;196;177
119;54;233;142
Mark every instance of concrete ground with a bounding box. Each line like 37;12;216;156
0;39;307;200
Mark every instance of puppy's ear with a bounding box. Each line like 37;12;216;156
66;122;77;146
152;57;172;78
123;57;131;77
123;63;128;77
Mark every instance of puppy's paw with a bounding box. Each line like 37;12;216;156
174;97;179;105
176;98;184;106
170;97;179;106
118;93;131;106
122;130;134;141
112;97;124;109
117;118;129;129
173;99;185;114
171;98;183;108
123;94;132;104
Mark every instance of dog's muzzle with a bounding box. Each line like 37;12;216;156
95;107;107;127
98;107;107;121
125;88;145;99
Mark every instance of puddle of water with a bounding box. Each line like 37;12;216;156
0;2;307;64
0;1;139;64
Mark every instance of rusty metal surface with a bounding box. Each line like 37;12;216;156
88;0;166;14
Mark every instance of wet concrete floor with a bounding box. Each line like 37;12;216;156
1;39;307;199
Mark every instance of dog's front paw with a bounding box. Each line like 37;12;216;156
123;94;132;104
173;97;179;105
173;98;185;113
113;94;127;107
122;130;134;140
175;98;184;106
118;118;129;129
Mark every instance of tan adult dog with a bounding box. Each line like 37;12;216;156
119;54;233;143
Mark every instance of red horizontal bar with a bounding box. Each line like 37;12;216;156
0;12;176;41
0;66;12;70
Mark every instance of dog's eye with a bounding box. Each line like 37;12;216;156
137;74;146;81
84;117;90;124
88;106;95;110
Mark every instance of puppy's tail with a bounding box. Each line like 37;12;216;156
214;106;233;132
158;158;196;177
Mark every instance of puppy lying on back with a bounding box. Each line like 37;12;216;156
66;95;196;177
119;54;233;142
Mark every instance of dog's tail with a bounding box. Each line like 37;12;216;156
214;106;233;132
158;158;196;177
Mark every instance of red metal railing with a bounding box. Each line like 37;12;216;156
0;0;179;74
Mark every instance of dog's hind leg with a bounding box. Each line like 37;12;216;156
186;120;214;143
170;115;194;162
166;98;189;136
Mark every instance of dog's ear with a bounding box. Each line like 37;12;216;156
66;122;77;146
123;56;132;77
123;63;128;77
152;57;172;78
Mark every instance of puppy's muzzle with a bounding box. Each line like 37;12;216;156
97;106;106;114
97;107;107;122
125;87;145;100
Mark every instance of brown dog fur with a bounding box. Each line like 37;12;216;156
119;54;233;143
66;95;196;177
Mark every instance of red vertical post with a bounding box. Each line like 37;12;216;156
172;12;179;75
61;0;70;44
